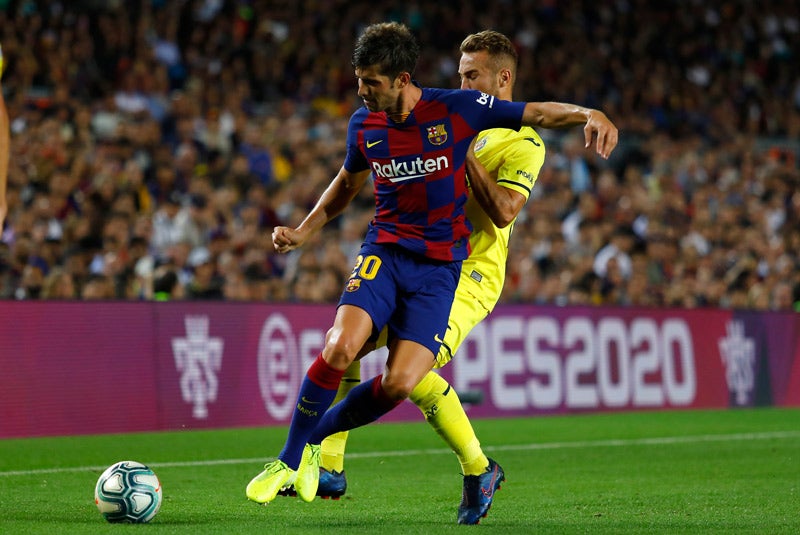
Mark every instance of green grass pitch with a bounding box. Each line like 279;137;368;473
1;408;799;534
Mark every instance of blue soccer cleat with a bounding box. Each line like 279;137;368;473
317;468;347;499
457;458;505;525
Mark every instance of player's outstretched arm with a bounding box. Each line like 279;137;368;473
272;166;371;254
521;102;618;159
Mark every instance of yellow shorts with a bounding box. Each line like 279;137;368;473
433;280;489;368
375;270;491;368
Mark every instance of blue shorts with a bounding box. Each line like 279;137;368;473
338;243;461;357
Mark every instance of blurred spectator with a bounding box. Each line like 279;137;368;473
243;262;272;301
15;257;47;299
292;266;322;303
151;190;185;258
222;267;250;301
152;265;183;301
81;274;115;300
593;225;637;281
41;267;77;299
185;245;223;299
771;281;796;311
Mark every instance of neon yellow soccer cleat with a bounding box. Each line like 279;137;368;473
245;460;296;504
294;444;321;503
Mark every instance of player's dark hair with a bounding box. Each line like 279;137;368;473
460;30;518;76
352;22;419;80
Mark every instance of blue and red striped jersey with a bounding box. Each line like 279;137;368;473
344;86;525;261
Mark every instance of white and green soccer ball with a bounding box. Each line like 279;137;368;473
94;460;162;523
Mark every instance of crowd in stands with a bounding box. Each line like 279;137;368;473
0;0;798;311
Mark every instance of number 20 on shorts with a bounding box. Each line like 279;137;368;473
351;255;382;280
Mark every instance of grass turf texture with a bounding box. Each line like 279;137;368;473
1;408;798;534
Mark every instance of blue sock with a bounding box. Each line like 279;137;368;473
309;375;401;444
278;355;344;469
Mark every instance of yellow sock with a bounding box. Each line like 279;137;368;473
320;360;361;472
410;372;489;476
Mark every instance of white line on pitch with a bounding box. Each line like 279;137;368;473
2;430;798;478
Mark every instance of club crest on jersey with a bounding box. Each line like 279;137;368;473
427;124;448;145
345;278;361;292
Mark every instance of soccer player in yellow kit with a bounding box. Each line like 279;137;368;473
314;30;617;524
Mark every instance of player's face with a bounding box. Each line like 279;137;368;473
458;50;501;96
355;66;402;112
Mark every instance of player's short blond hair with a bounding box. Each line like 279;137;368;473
459;30;518;77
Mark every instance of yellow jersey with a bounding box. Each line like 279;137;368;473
462;126;545;311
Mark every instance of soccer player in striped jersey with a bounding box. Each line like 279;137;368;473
313;29;618;524
246;22;617;510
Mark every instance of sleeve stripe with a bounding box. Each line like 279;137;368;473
497;178;531;195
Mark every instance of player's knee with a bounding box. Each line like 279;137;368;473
380;374;416;401
322;331;360;369
322;340;357;369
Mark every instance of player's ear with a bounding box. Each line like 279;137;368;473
498;68;512;88
395;71;412;88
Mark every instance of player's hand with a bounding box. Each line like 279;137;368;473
584;110;618;160
272;226;305;253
